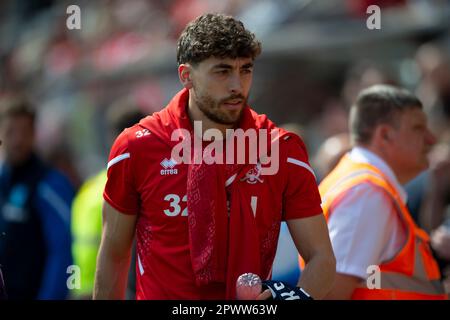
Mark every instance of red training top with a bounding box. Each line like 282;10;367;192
104;89;322;299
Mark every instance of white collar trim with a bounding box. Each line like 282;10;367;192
349;146;408;204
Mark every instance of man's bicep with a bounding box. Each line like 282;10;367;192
286;214;334;263
101;201;137;259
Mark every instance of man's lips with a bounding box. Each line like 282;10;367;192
222;100;243;110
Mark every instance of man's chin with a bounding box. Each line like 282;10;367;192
213;108;242;125
222;102;244;111
215;117;240;126
224;113;243;125
416;159;429;173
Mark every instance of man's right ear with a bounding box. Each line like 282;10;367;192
178;64;193;89
372;124;395;150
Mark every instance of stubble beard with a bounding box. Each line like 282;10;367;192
193;86;246;126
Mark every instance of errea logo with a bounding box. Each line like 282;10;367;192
160;158;178;175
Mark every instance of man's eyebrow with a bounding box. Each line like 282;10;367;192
211;62;254;69
212;63;233;69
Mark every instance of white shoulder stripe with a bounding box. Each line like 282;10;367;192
107;153;130;169
225;173;237;187
287;157;316;178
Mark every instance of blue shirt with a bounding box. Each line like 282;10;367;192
0;155;74;299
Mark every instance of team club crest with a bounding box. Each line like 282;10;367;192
241;162;264;184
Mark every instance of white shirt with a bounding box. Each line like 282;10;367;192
327;146;408;279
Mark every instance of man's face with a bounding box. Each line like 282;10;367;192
0;115;35;165
189;56;254;125
388;107;436;177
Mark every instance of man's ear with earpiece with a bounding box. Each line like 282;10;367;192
178;64;194;89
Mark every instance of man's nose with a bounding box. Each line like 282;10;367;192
426;129;437;146
228;72;243;94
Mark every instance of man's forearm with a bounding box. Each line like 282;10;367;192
93;248;131;300
297;254;336;299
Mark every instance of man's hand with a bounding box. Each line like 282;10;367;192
261;280;313;300
254;280;316;301
256;289;272;300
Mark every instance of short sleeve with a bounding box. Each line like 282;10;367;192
282;138;323;220
327;183;405;279
103;129;140;215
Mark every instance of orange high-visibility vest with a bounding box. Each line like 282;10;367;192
317;154;447;300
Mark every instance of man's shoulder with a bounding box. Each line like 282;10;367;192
331;181;395;213
278;131;310;166
113;115;166;151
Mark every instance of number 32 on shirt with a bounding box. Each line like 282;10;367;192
163;194;258;217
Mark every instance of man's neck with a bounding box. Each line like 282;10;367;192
355;144;412;185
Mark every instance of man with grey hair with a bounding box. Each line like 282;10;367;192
319;84;447;299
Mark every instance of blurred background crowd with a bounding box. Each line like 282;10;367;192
0;0;450;299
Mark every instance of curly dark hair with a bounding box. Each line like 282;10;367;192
176;13;262;65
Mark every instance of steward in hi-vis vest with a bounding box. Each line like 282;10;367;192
320;154;447;300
